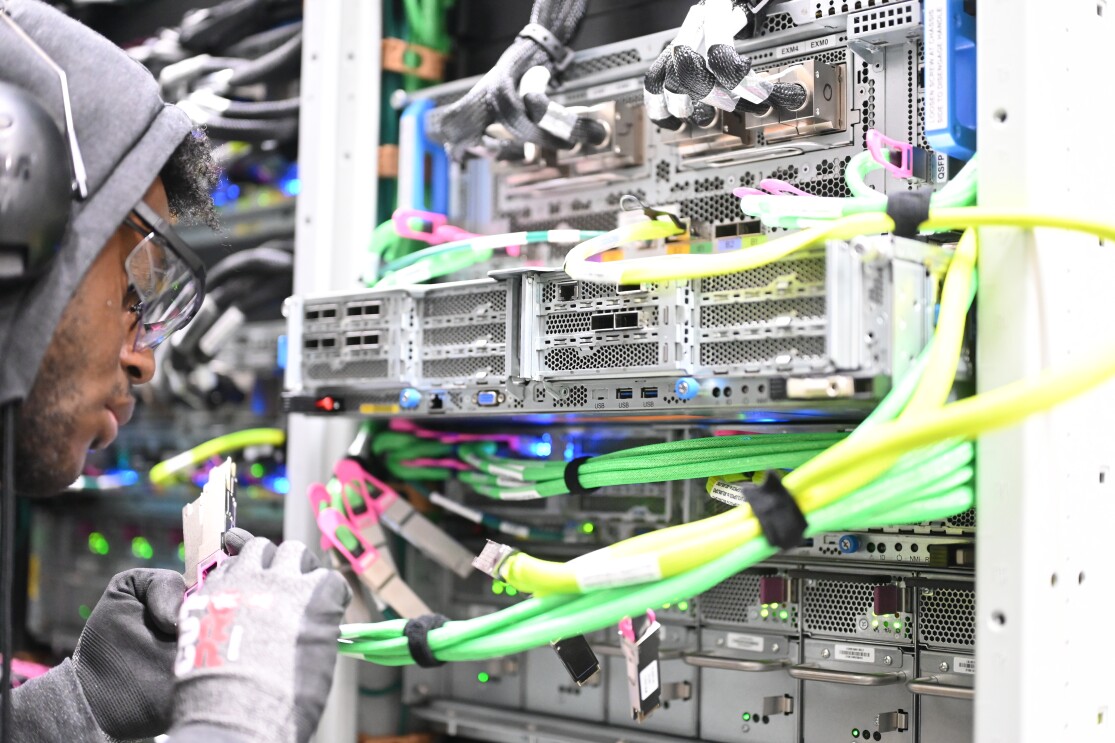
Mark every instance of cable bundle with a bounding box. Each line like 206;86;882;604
644;0;806;130
127;0;302;144
425;0;596;159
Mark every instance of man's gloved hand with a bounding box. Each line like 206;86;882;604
170;537;351;743
70;527;256;740
71;568;185;739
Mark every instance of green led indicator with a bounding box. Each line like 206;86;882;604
581;522;595;534
872;619;880;628
477;672;490;684
779;610;790;621
760;608;770;618
894;621;903;630
678;600;689;612
178;542;186;563
88;532;109;556
78;604;92;620
742;712;752;722
491;581;505;595
852;728;860;738
131;536;154;560
883;621;891;630
505;585;518;597
662;603;671;610
250;463;265;479
770;602;780;609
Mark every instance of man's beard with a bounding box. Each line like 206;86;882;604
14;320;86;497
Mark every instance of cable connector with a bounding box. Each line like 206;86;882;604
472;540;518;580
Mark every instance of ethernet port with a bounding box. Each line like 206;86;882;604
364;303;381;316
429;393;444;410
559;284;577;301
304;338;320;349
344;335;362;347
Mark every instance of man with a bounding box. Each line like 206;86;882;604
1;2;348;741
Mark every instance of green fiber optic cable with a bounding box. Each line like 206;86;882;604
149;428;285;485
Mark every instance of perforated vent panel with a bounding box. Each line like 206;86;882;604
757;12;796;35
304;358;389;382
567;48;640;81
945;508;977;529
700;572;761;624
802;579;874;635
700;297;827;328
544;343;660;372
423;290;506;318
423;323;505;347
508;211;618;233
699;256;826;293
850;0;918;36
918;588;976;648
421;356;505;380
545;313;592;334
551;385;589;408
680;193;740;224
700;336;826;367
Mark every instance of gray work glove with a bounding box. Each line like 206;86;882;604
169;537;351;743
70;528;256;740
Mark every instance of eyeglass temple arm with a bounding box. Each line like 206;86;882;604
0;6;89;199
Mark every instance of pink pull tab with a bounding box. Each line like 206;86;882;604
866;129;914;179
316;507;378;573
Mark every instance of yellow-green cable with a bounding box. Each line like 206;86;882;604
599;208;1115;283
789;339;1115;508
149;428;286;485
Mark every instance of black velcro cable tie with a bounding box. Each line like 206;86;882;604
403;613;449;668
885;188;933;240
748;470;808;550
563;456;600;496
519;22;575;71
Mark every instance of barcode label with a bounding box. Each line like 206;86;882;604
725;632;765;652
574;556;662;591
954;656;975;675
834;644;876;663
639;659;660;700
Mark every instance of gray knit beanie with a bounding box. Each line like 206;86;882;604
0;0;193;405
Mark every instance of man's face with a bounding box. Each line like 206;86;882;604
15;179;170;495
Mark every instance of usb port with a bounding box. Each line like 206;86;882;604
305;309;320;321
476;390;500;406
304;338;320;350
345;334;362;347
640;387;658;399
321;307;337;319
616;388;633;400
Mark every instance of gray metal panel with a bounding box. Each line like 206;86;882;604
604;655;699;737
522;646;607;721
798;639;914;742
697;633;798;743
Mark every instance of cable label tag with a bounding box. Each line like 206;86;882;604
725;632;766;652
620;612;662;721
706;475;750;507
574;555;662;591
953;656;975;675
833;643;876;663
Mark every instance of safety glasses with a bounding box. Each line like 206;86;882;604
124;201;207;352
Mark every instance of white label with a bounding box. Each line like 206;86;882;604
708;478;749;507
954;656;975;675
639;659;660;701
584;77;642;102
776;33;842;61
574;556;663;591
923;0;949;130
725;632;766;652
834;644;876;663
